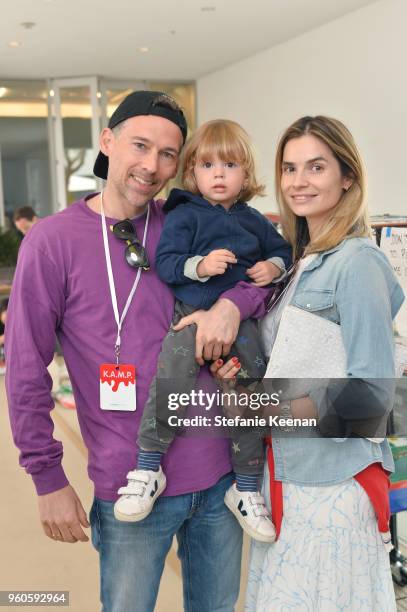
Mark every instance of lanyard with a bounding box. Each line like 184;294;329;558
100;191;150;364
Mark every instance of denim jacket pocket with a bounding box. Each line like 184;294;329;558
293;288;334;313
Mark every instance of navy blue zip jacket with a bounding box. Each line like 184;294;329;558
155;189;292;310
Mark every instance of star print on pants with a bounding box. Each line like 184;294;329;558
237;335;249;345
237;368;249;378
172;346;190;356
144;417;156;429
254;356;265;367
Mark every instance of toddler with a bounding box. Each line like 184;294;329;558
114;120;291;542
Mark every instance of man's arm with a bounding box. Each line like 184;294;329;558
38;485;89;543
6;239;88;543
173;282;271;365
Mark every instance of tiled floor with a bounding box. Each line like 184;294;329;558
394;544;407;611
394;536;407;611
1;373;405;610
397;593;407;611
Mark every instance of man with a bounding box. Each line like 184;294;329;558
6;91;268;611
13;206;38;235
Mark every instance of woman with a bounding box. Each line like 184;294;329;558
214;116;404;610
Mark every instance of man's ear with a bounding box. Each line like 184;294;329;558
100;128;114;156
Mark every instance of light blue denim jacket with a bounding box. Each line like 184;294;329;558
270;237;405;486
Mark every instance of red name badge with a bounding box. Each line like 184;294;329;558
100;364;136;411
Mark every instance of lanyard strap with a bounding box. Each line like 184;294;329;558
100;191;150;363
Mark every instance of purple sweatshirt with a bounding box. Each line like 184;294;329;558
6;195;268;501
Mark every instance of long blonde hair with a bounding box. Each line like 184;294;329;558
275;116;370;260
182;119;265;202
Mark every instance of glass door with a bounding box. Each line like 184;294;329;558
99;80;147;129
0;79;52;225
0;147;5;228
49;77;101;210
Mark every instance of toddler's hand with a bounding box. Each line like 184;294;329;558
197;249;237;278
246;261;282;287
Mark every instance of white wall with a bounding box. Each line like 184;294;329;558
197;0;406;216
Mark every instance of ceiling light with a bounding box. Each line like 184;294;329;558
0;87;7;98
20;21;36;29
139;46;149;53
8;41;20;48
201;6;216;11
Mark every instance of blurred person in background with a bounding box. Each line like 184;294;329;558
13;206;39;235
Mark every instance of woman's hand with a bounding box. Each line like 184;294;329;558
210;357;243;418
209;356;241;381
211;359;318;422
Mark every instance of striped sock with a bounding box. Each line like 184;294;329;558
235;473;259;492
137;450;163;472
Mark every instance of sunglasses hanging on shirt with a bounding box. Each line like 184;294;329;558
110;219;150;271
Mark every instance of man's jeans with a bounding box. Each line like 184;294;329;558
90;473;243;612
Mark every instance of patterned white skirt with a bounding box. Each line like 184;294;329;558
245;470;396;611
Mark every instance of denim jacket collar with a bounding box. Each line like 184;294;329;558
301;239;348;273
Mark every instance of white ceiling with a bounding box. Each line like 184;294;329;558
1;0;379;81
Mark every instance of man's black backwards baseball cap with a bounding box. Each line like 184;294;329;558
93;90;188;180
